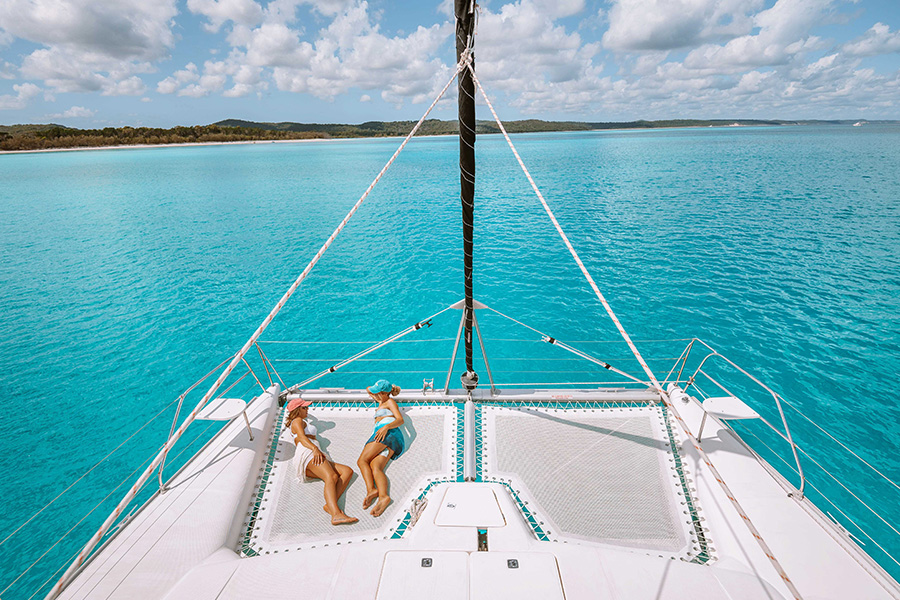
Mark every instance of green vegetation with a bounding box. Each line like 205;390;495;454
0;118;890;152
215;117;791;136
0;124;325;151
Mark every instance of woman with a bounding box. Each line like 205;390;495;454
357;379;405;517
286;397;358;525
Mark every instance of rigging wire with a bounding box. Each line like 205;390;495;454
0;391;185;551
468;64;804;600
741;427;900;570
45;60;468;600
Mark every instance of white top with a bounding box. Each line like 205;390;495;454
289;419;317;439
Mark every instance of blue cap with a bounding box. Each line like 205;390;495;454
368;379;393;394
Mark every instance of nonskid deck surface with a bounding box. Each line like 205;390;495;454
243;402;462;554
478;402;706;560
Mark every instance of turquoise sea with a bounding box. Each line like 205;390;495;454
1;125;899;597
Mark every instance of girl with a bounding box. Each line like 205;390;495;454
357;379;405;517
286;397;358;525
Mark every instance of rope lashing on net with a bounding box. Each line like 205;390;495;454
295;307;450;389
468;64;804;600
45;60;467;600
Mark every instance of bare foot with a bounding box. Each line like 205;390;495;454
371;496;391;517
332;513;358;525
363;490;379;510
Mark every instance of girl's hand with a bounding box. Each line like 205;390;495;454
312;448;326;465
375;427;388;443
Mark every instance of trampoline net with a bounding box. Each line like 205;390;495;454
480;403;705;559
243;403;461;554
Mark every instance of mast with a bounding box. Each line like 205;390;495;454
456;0;478;391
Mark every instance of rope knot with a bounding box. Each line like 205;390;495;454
458;48;474;68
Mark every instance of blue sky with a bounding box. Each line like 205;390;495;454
1;0;899;127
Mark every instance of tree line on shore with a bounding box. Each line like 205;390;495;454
3;117;854;152
0;124;326;151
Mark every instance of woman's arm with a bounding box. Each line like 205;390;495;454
374;398;404;442
292;419;326;465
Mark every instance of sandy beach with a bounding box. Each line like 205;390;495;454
0;136;348;155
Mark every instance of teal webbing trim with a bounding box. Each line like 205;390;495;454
660;403;712;564
240;403;288;556
455;403;466;481
473;400;712;562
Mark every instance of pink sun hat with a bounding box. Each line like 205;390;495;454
286;396;312;411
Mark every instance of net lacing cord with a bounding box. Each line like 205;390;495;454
467;62;804;600
44;61;466;600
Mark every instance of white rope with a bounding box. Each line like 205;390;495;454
742;427;900;575
468;64;804;600
466;64;662;393
45;62;465;600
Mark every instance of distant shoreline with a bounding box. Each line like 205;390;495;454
0;137;338;155
0;118;891;155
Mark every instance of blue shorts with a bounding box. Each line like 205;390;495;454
367;427;405;460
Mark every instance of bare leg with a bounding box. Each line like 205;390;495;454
334;462;354;500
358;442;386;509
306;461;358;525
370;454;393;517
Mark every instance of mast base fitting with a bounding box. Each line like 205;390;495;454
461;371;479;390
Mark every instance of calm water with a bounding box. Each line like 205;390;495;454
1;125;899;596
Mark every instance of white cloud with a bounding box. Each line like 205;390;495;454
187;0;263;32
258;2;451;104
683;0;835;71
20;48;154;95
157;63;200;94
603;0;762;52
359;93;371;102
105;76;147;96
468;0;607;113
734;70;773;94
301;0;357;17
180;72;227;97
244;23;315;67
843;22;900;57
0;0;177;60
157;57;267;98
1;0;176;94
0;60;16;79
47;105;95;118
0;82;41;110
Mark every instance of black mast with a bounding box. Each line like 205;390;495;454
456;0;478;391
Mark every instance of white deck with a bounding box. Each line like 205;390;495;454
57;388;900;600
